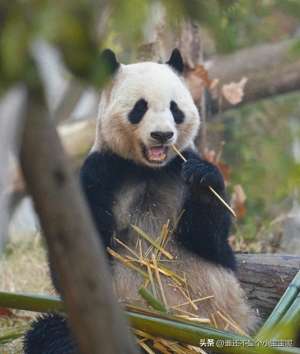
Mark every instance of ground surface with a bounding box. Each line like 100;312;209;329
0;237;53;353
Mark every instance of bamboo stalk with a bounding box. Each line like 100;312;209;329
280;295;300;326
271;295;300;340
0;291;300;354
0;291;64;313
128;312;254;354
257;270;300;339
128;311;300;354
171;145;236;218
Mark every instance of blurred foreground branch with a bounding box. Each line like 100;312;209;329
19;91;138;354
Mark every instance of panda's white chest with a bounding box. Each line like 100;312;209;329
112;175;186;247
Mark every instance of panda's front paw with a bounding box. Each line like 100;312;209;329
182;159;225;193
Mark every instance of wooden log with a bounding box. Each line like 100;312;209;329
236;253;300;320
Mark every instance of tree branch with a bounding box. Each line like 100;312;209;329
208;38;300;110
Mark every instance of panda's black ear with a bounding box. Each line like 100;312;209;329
100;49;120;75
166;48;184;74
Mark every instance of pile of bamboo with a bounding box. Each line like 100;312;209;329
1;213;300;352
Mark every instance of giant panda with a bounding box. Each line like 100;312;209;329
24;49;257;354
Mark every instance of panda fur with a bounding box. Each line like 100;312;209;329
24;49;258;354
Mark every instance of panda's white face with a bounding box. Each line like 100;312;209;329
95;59;200;167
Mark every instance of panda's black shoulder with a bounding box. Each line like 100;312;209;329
80;150;185;184
80;151;121;182
80;151;141;188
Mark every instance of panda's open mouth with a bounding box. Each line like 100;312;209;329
143;145;169;163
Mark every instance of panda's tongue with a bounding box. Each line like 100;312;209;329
148;146;166;161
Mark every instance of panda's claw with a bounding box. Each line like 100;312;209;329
182;159;225;192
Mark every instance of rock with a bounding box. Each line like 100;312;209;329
280;201;300;254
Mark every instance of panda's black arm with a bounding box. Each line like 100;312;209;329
176;150;236;271
80;151;122;251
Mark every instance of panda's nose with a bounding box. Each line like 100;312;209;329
150;131;174;144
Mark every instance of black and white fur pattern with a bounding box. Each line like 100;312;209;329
24;49;257;354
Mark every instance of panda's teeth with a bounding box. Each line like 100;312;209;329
147;146;167;161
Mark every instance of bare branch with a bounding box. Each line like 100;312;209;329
208;38;300;110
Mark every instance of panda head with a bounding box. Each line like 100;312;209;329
94;49;200;168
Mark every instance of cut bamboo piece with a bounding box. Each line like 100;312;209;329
171;295;214;309
107;247;149;279
152;254;168;310
216;310;248;337
131;224;173;260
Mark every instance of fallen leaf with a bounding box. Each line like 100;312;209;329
185;64;211;102
0;307;14;317
209;78;220;99
231;184;247;219
203;148;231;183
222;77;248;105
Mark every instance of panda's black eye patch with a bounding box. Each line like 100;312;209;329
128;98;148;124
170;101;185;124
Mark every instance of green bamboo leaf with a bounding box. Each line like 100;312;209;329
138;287;167;313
